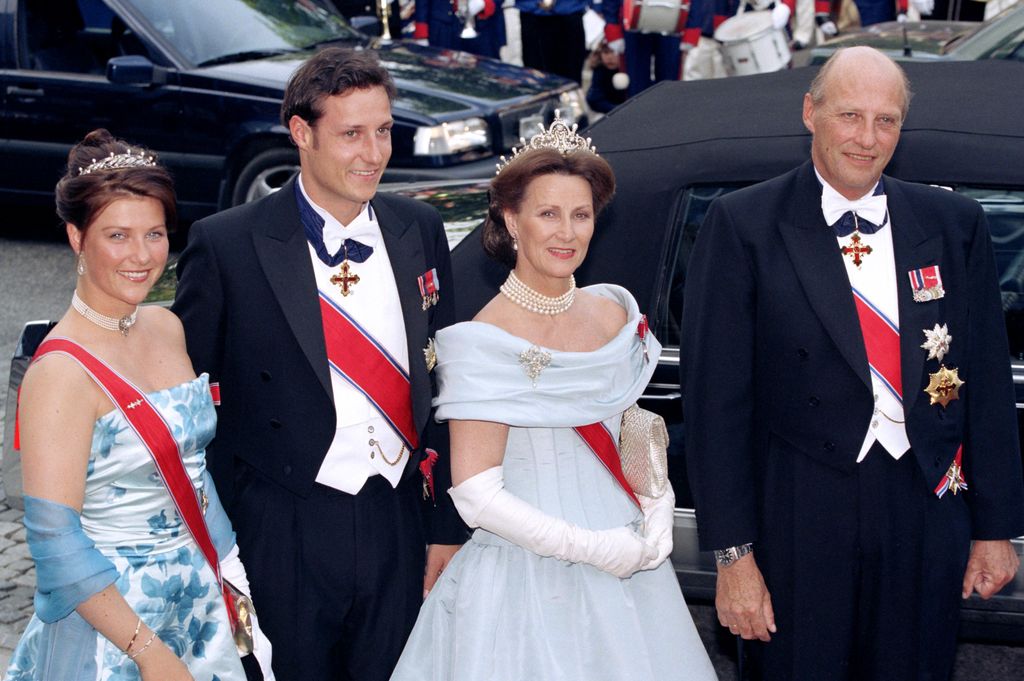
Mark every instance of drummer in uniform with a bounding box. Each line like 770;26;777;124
601;0;687;97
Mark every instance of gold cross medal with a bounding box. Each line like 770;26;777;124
943;460;967;496
330;260;360;296
924;365;964;408
841;232;872;268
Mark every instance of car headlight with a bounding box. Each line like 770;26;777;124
557;89;586;126
414;118;490;156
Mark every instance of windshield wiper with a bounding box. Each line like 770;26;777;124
300;35;366;50
198;48;299;67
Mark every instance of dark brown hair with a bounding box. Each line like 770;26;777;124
482;148;616;268
281;48;396;129
56;129;176;237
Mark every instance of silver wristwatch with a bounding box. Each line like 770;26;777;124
714;543;753;567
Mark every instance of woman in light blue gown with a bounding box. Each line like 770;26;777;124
391;120;718;680
5;130;272;681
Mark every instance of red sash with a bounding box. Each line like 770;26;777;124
573;422;641;507
852;288;902;400
28;338;237;628
319;292;419;449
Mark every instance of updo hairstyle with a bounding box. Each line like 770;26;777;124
482;148;616;268
55;129;176;238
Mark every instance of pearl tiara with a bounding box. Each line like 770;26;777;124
495;112;598;175
78;149;157;176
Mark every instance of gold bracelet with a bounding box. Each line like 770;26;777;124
124;617;143;654
128;630;158;660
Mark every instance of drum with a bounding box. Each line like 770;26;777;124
713;10;791;76
623;0;689;35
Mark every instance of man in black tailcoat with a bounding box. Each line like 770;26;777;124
173;48;464;681
682;46;1024;679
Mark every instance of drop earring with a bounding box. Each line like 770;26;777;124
77;254;86;276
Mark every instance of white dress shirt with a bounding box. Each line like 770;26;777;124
299;176;411;493
818;172;911;462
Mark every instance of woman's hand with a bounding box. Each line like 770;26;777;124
136;639;195;681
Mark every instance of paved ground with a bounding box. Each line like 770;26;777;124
0;500;33;671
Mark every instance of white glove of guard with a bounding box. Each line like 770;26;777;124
911;0;934;15
468;0;485;16
450;466;657;579
607;38;626;55
819;19;838;36
221;544;276;681
637;484;676;571
771;3;791;30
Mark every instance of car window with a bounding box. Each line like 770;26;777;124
659;185;1024;359
125;0;362;66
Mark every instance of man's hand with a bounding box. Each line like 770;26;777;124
962;539;1020;599
716;552;777;641
423;543;461;597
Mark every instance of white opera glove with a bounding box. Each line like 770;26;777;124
771;3;791;29
468;0;485;15
911;0;934;15
637;484;676;571
221;544;276;681
450;466;657;578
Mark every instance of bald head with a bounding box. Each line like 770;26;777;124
808;47;912;120
802;47;910;200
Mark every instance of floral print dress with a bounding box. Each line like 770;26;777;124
6;376;244;681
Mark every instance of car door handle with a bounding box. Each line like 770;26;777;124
639;392;682;401
6;86;45;97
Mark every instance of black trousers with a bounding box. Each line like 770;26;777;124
519;11;586;85
233;467;426;681
749;439;972;681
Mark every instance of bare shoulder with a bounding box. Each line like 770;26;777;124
20;351;102;424
576;289;628;334
142;305;186;341
473;293;511;326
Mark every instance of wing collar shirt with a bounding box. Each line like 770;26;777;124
817;170;911;462
298;176;411;493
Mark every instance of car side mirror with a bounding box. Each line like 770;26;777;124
106;55;167;86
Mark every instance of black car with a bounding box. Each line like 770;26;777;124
808;3;1024;63
0;0;587;220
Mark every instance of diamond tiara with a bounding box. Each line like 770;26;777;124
78;149;157;176
495;112;598;175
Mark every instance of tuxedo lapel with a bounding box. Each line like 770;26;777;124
252;179;332;400
887;177;943;413
778;162;871;390
372;196;431;435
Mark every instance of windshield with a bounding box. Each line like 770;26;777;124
125;0;363;66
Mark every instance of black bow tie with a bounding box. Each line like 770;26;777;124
296;183;373;266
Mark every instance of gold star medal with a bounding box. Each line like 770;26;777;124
944;460;966;495
924;365;964;408
424;338;437;372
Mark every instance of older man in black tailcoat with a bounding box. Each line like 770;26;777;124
173;48;464;681
682;46;1024;680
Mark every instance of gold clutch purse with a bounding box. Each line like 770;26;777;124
224;579;255;656
618;403;670;498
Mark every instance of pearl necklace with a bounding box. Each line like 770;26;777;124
71;291;138;337
500;271;576;315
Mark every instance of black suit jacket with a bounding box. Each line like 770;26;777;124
172;177;465;544
682;161;1024;551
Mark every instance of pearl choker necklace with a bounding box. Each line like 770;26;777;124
71;291;138;336
500;271;576;315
